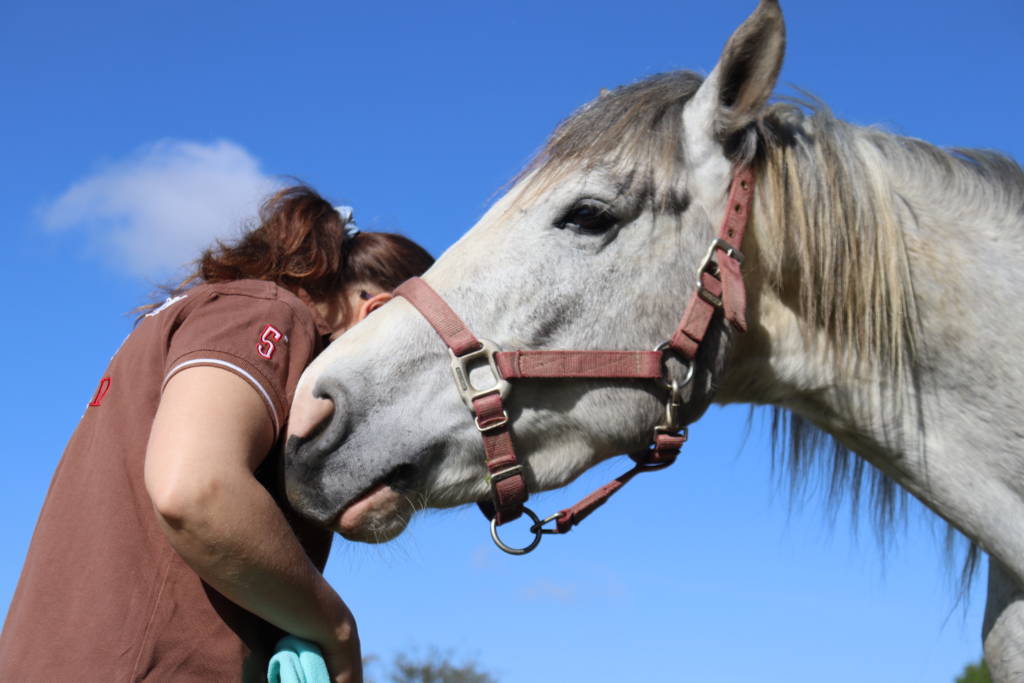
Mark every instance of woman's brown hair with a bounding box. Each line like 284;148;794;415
138;185;434;322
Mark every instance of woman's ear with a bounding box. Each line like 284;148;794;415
355;292;392;322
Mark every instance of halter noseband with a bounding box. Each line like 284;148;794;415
395;166;754;554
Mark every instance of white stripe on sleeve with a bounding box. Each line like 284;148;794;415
163;358;280;435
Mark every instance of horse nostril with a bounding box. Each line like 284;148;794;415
288;389;336;441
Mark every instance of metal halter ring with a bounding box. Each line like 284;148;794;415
655;341;695;391
489;505;544;555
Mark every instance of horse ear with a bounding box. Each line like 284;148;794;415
685;0;786;154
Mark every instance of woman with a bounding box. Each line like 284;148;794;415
0;186;434;682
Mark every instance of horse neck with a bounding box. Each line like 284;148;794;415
719;288;921;468
713;119;1024;574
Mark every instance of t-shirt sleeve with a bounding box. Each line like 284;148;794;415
163;290;318;440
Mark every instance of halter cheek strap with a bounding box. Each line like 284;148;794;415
394;166;755;554
671;167;753;357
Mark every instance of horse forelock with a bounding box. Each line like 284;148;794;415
515;70;704;212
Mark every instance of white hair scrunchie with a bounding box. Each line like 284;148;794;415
333;205;360;238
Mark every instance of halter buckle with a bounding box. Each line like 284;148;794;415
449;339;511;410
695;238;743;308
699;237;744;271
476;410;510;433
486;464;522;485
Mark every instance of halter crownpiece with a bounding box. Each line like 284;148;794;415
394;165;755;554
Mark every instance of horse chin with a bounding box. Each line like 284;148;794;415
334;481;412;543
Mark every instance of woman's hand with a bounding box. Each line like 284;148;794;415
310;595;362;683
321;625;363;683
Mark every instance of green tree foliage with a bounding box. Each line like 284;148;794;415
365;649;497;683
955;659;992;683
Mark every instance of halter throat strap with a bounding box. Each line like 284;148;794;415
670;166;753;358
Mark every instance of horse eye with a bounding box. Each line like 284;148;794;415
555;201;618;235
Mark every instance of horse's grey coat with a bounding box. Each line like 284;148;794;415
285;1;1024;677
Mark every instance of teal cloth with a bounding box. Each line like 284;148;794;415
268;636;330;683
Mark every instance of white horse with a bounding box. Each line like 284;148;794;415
285;1;1024;677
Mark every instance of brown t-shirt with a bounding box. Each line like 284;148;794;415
0;280;332;682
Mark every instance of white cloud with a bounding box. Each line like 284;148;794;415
470;542;495;570
522;578;578;604
41;139;279;278
520;569;629;605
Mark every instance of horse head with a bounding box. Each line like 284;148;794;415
284;0;786;543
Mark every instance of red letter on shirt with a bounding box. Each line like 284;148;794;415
257;325;282;359
89;377;112;407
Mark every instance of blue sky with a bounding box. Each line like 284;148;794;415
2;1;1021;681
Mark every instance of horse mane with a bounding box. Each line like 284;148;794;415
517;70;1024;573
750;99;1023;562
752;96;1024;381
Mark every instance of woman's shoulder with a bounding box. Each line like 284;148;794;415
185;280;300;312
187;280;325;337
191;279;288;302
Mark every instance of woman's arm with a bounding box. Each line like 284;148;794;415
144;366;360;683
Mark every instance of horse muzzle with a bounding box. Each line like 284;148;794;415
283;379;418;534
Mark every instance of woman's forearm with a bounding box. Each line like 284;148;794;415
152;467;359;675
145;366;361;682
